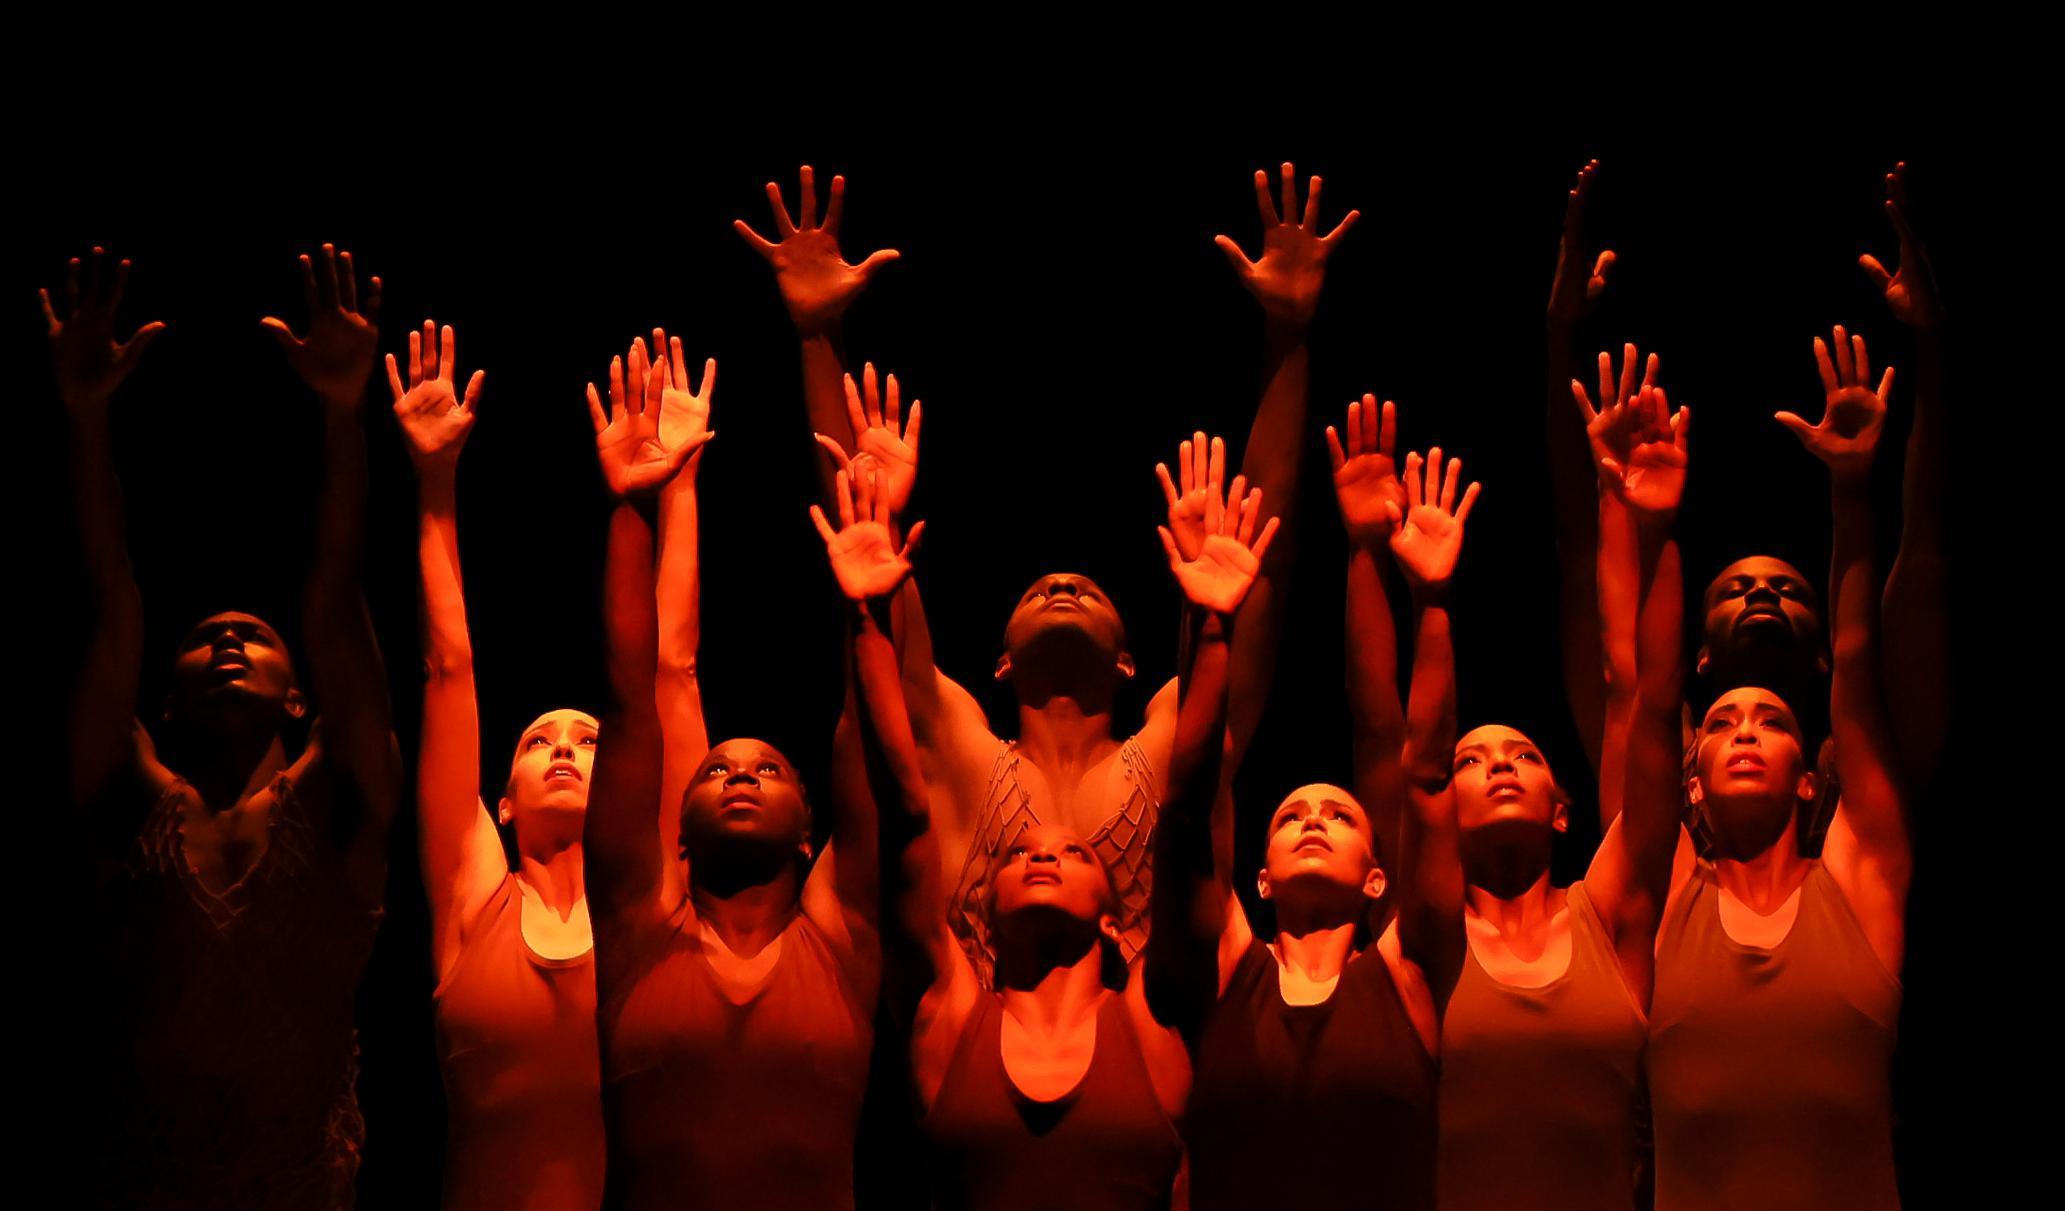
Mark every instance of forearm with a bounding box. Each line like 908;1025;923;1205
1552;342;1609;771
801;329;851;502
1225;323;1309;762
589;500;666;907
1830;480;1906;838
1399;599;1464;972
1147;612;1232;1028
1592;494;1641;828
890;574;946;745
1882;331;1949;782
1622;521;1686;890
1344;546;1405;743
67;410;145;806
304;406;395;807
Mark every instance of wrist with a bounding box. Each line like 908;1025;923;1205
1409;580;1454;608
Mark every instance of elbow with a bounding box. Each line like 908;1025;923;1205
657;650;700;682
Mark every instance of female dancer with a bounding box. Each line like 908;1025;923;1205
1646;330;1909;1210
830;439;1271;1211
395;321;631;1208
1151;437;1475;1211
1429;383;1687;1210
583;338;875;1211
60;246;399;1209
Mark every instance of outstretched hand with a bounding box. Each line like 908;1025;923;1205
1547;160;1615;328
814;363;921;517
647;327;716;465
588;334;713;499
1156;433;1280;617
388;321;485;474
1858;162;1943;332
810;463;924;601
1325;394;1405;548
1387;447;1481;597
735;165;900;334
262;243;382;409
1570;342;1660;480
41;246;166;413
1155;431;1221;561
1776;325;1891;486
1214;161;1358;327
1577;382;1689;521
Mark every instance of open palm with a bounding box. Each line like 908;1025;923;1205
389;320;485;472
1387;447;1481;595
1215;162;1358;327
1326;394;1404;547
736;166;900;333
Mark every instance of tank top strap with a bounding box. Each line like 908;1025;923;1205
1799;861;1903;1004
1565;879;1647;1023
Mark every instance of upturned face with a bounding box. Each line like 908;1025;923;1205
1700;556;1824;672
500;709;599;836
989;823;1118;925
996;572;1133;683
164;612;304;728
1258;784;1385;907
1689;687;1816;853
1451;725;1566;836
680;738;812;858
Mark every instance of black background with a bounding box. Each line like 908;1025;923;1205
26;95;1995;1207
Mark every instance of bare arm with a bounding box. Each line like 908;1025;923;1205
390;321;503;975
1144;445;1274;1030
1326;396;1410;877
280;247;400;872
1212;162;1358;770
1387;449;1479;1007
583;340;711;926
652;333;716;904
50;248;165;814
1860;162;1950;789
1544;162;1619;773
1578;384;1691;990
736;165;899;505
1777;331;1909;968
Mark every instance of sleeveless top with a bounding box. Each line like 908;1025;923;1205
924;992;1183;1211
1185;939;1437;1211
598;902;873;1211
1437;881;1647;1211
952;737;1161;987
433;871;605;1210
101;773;382;1210
1648;860;1901;1211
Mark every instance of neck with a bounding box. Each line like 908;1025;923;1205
178;728;291;811
516;841;586;919
1459;823;1554;900
1014;695;1117;771
1270;913;1361;983
1713;817;1810;914
1465;871;1558;945
691;865;801;955
996;940;1108;1033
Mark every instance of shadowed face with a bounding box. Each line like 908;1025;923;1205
1701;557;1824;672
1258;784;1385;906
1452;725;1566;835
680;738;812;859
500;709;598;835
164;612;304;728
990;823;1119;925
997;572;1133;683
1690;687;1815;851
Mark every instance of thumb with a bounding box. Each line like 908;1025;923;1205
1772;411;1815;444
1858;254;1894;293
1212;234;1255;277
259;316;299;349
1157;525;1183;569
900;520;927;560
124;320;168;357
856;248;901;277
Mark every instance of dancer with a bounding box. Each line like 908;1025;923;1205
397;320;611;1209
1647;330;1909;1211
1153;443;1474;1211
583;338;873;1211
839;438;1270;1211
1434;383;1687;1210
60;245;399;1209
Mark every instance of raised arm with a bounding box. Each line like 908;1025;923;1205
1212;162;1357;768
1860;163;1950;789
1386;449;1478;1008
271;246;400;872
1777;329;1909;969
1145;439;1277;1030
1570;345;1661;829
1544;163;1620;774
583;339;711;926
736;165;899;503
390;320;503;974
1578;383;1690;993
1327;395;1411;877
652;331;716;906
51;248;166;813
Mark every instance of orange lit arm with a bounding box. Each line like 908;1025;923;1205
653;336;715;905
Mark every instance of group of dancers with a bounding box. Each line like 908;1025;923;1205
58;158;1947;1209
